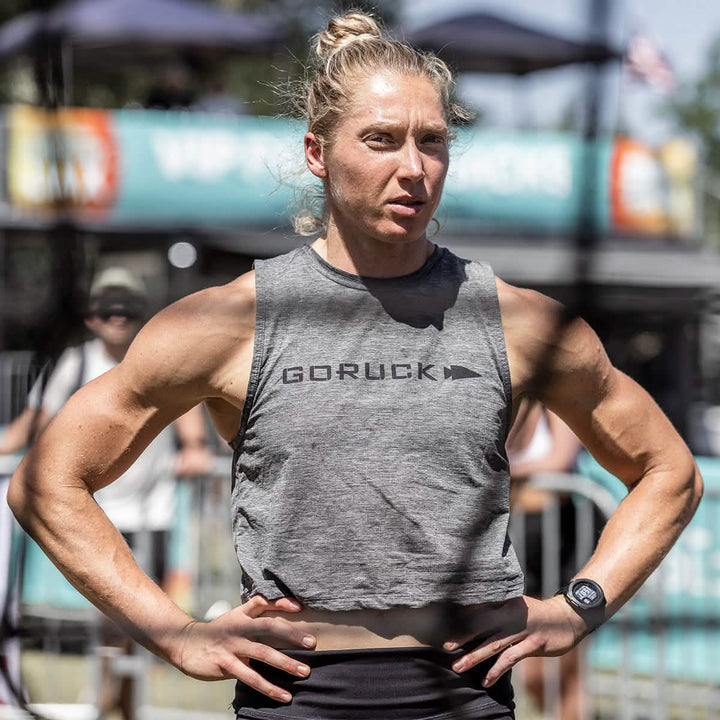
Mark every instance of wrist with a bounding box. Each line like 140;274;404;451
548;594;592;643
554;578;607;636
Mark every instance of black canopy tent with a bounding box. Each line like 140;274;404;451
0;0;287;58
404;11;620;75
0;0;289;101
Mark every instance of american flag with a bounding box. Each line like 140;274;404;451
625;32;675;93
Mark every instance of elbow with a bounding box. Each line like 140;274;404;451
7;472;26;527
7;461;37;532
689;461;704;517
677;453;703;526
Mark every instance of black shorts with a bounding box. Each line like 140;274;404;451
520;499;606;599
121;530;169;586
521;500;578;599
233;646;515;719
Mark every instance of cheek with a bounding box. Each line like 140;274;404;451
331;158;385;202
428;152;449;184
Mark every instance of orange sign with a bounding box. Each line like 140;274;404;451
610;136;668;235
6;105;118;214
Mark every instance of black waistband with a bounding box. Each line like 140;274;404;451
233;646;515;720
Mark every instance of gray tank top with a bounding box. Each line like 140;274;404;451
230;244;524;610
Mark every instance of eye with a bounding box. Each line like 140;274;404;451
421;134;447;145
365;133;395;147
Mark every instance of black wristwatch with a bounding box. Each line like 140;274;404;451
556;578;606;628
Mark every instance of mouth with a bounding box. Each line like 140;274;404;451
387;197;426;216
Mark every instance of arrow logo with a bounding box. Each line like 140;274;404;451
443;365;481;380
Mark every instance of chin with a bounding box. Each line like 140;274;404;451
380;222;429;245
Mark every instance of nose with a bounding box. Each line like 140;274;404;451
397;140;425;182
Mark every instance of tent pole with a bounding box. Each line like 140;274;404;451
61;39;72;106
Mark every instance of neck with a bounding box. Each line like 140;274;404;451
313;220;434;279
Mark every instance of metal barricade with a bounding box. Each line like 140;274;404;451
0;352;41;425
4;457;240;720
511;468;720;720
5;462;720;719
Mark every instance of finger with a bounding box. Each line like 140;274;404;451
268;597;304;613
250;616;316;649
223;656;293;703
244;595;303;618
243;595;271;618
451;631;526;673
443;630;488;652
481;638;533;688
245;641;312;678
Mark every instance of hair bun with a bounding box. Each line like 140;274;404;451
315;12;382;61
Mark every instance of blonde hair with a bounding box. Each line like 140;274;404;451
292;11;470;236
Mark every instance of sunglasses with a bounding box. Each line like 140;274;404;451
89;295;145;322
95;309;142;321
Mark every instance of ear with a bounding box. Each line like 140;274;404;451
304;132;327;179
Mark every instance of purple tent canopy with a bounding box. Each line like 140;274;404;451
0;11;43;59
0;0;287;60
405;11;620;75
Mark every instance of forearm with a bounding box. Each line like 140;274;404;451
9;462;194;665
576;457;702;616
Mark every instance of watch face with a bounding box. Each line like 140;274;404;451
569;579;605;609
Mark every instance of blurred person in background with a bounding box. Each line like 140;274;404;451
193;77;246;115
0;267;212;720
507;400;583;720
7;12;703;720
145;63;195;110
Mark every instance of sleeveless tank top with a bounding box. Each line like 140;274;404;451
230;244;524;610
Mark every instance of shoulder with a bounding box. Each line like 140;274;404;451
147;271;256;333
495;277;610;401
117;271;256;402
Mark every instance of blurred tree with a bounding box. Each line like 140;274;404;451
666;36;720;249
667;37;720;174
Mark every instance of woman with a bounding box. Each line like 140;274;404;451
9;12;702;720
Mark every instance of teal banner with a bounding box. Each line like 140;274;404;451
112;114;611;231
5;107;688;236
443;130;611;232
112;112;308;226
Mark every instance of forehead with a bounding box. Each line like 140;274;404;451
345;72;446;128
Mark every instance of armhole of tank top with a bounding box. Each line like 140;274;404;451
480;262;514;440
229;266;266;454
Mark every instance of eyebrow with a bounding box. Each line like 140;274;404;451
360;121;449;135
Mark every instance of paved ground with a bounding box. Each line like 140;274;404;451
20;650;235;718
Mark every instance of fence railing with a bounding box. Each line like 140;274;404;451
2;458;720;719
